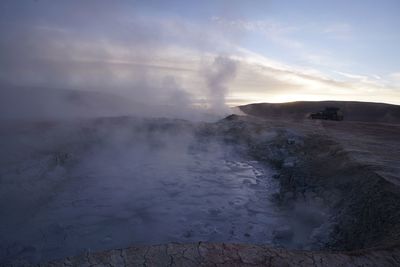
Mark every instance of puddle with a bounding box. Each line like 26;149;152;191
0;122;301;263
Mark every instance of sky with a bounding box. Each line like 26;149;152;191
1;0;400;107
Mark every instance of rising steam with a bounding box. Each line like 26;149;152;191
206;56;238;114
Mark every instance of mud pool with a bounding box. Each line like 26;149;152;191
0;120;323;264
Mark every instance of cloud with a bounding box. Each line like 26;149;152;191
389;72;400;81
323;23;353;39
1;1;400;120
210;17;349;68
334;71;385;87
226;49;400;105
211;17;302;48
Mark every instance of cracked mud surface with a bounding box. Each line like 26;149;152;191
28;242;400;267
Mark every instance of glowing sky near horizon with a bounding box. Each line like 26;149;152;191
1;0;400;105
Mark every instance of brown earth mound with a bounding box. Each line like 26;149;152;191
239;101;400;124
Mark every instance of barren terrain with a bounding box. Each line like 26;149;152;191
3;101;400;266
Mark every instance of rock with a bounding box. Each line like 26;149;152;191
287;138;296;145
273;225;294;241
54;152;72;166
283;157;297;168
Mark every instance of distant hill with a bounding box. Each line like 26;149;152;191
239;101;400;124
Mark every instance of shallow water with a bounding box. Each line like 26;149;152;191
0;121;284;264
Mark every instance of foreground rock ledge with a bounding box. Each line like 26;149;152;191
30;242;400;267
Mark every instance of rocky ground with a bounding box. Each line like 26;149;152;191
216;115;400;250
33;242;400;267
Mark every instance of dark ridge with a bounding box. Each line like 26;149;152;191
239;101;400;124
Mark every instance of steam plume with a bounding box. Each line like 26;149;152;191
206;56;238;114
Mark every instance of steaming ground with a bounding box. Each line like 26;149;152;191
3;111;400;266
0;117;296;264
